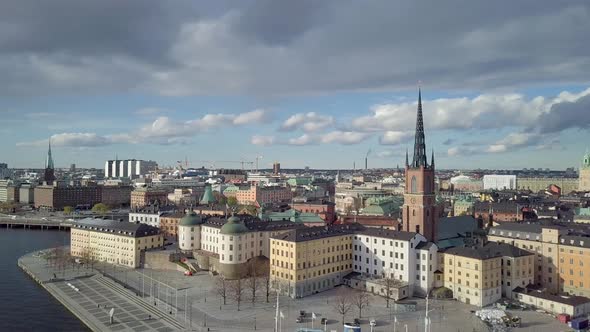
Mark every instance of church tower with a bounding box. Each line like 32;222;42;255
579;150;590;191
43;139;56;185
402;89;437;241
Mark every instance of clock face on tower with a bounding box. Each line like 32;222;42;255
411;198;416;204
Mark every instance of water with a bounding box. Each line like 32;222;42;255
0;228;88;332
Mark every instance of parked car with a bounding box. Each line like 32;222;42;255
296;317;303;323
370;319;377;327
321;318;327;325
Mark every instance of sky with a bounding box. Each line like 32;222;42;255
2;0;590;170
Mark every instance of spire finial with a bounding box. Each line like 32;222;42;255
411;87;427;168
405;148;409;167
431;149;435;168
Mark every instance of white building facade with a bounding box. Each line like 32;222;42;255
483;175;516;190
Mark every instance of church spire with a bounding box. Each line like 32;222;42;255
46;139;54;169
405;148;409;167
412;87;428;168
431;149;435;168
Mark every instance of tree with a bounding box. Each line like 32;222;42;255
63;206;74;215
262;273;272;303
215;276;228;305
81;247;98;271
353;290;370;318
227;196;238;207
382;270;397;308
230;278;244;311
92;203;110;216
214;192;227;205
333;288;353;324
246;260;260;304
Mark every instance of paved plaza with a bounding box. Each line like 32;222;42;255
20;248;577;332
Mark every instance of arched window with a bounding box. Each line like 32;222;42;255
411;176;417;193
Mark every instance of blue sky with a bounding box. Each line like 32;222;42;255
2;1;590;170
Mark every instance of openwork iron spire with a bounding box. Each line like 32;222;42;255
46;139;54;169
412;88;428;168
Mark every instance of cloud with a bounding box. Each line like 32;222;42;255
447;132;559;156
535;93;590;133
280;112;334;132
379;131;413;145
17;133;114;147
2;2;589;96
486;133;540;153
17;109;274;147
353;88;590;134
442;138;455;145
288;134;314;146
320;131;371;145
250;135;275;146
233;109;272;125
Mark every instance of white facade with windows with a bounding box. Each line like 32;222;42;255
352;229;438;296
483;175;516;190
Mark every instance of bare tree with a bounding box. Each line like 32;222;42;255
215;276;228;305
352;290;370;318
230;278;244;311
246;260;260;304
262;273;272;303
333;288;353;324
382;270;396;308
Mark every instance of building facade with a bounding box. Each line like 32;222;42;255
70;218;163;268
177;213;302;279
441;242;534;307
34;184;101;210
130;187;169;208
483;175;516;191
235;185;292;206
105;159;158;179
579;151;590;192
517;177;578;194
402;89;437;241
269;224;438;298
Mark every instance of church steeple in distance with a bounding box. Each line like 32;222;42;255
46;139;54;169
411;88;428;168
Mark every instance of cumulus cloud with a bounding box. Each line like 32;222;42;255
280;112;334;132
134;108;174;116
18;109;274;147
379;131;413;145
250;135;275;146
288;134;315;146
320;131;371;145
17;133;115;147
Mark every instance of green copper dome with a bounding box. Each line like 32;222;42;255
200;184;216;205
179;210;204;226
220;215;249;234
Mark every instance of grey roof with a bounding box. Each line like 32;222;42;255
415;241;436;250
74;218;160;238
203;215;304;233
271;224;364;242
436;216;478;241
270;224;420;243
444;242;533;260
358;227;417;241
514;286;590;307
489;222;545;234
559;235;590;249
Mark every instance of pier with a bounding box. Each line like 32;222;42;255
18;249;187;332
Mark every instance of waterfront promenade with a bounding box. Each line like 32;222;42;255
18;250;185;332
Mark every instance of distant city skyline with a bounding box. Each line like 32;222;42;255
1;1;590;170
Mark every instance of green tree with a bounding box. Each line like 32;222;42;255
63;206;74;215
91;203;110;216
227;196;238;207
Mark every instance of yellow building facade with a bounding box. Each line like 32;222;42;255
70;218;163;268
270;226;354;298
442;242;533;307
